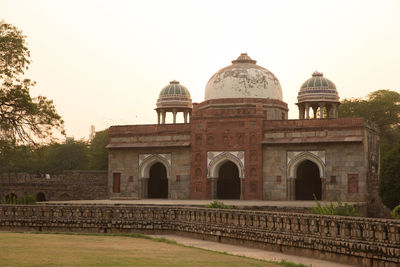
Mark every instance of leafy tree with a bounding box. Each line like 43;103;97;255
379;143;400;210
339;89;400;151
88;129;108;170
39;139;89;174
0;21;64;144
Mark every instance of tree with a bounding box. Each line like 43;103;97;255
379;143;400;210
0;21;64;144
339;89;400;151
87;129;108;170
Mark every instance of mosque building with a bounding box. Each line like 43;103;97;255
107;53;379;204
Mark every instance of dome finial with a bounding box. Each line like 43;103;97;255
170;80;180;84
312;71;323;77
232;53;257;64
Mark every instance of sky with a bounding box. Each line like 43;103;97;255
2;0;400;140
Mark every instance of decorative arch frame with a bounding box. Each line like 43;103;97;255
287;151;326;178
207;151;245;179
138;154;172;179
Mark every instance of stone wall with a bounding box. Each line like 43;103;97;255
0;171;108;201
0;205;398;266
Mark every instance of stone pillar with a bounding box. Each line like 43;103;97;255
188;110;192;123
162;111;166;124
240;178;244;200
210;178;217;199
312;106;318;119
298;105;305;119
140;178;149;199
332;104;338;118
184;110;188;123
287;177;295;200
326;106;331;119
321;177;327;200
157;110;160;125
305;104;310;119
319;103;326;118
173;109;177;124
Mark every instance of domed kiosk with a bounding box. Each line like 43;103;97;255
156;80;192;124
296;71;340;119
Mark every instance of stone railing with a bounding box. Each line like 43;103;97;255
0;205;398;266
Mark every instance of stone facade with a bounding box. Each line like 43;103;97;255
0;171;108;201
1;204;398;266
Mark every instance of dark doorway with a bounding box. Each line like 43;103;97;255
217;161;240;199
148;162;168;198
36;192;46;202
4;193;18;203
295;160;322;200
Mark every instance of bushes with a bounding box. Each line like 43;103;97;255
392;205;400;220
379;143;400;210
205;200;232;209
2;193;36;205
311;196;361;217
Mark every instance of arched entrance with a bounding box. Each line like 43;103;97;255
295;160;322;200
36;192;46;202
217;161;240;199
148;162;168;198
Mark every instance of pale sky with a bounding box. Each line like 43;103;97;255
2;0;400;140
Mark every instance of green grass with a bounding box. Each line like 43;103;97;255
0;232;309;267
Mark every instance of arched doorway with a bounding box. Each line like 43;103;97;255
148;162;168;198
36;192;46;202
217;161;240;199
295;160;322;200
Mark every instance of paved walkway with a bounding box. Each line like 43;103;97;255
150;234;355;267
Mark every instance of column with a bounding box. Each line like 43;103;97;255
287;177;295;200
312;106;318;119
162;111;166;124
183;110;188;123
298;105;305;119
240;178;244;200
210;178;217;199
173;109;177;124
319;103;326;118
157;110;160;125
188;110;192;123
305;104;310;119
332;104;338;118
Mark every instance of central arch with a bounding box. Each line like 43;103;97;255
148;162;168;198
217;161;240;199
295;160;322;200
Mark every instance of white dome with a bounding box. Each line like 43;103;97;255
204;53;283;101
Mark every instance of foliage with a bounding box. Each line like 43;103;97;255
88;129;108;170
0;129;109;174
2;193;36;204
311;196;361;217
339;89;400;152
391;205;400;220
379;143;400;210
0;21;64;144
205;200;232;209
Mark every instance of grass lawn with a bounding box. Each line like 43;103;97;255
0;232;286;267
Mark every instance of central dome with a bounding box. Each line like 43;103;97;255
204;53;283;101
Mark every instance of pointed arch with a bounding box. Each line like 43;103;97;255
208;152;245;178
139;154;172;179
287;151;326;178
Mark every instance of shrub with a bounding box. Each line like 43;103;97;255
2;194;36;205
18;195;36;205
312;196;361;217
379;143;400;210
392;205;400;219
205;200;232;209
